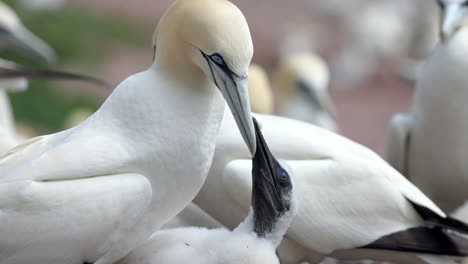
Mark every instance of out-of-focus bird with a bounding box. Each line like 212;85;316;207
248;64;274;114
0;0;256;263
0;1;56;62
0;59;106;152
386;0;468;213
273;53;337;132
312;0;437;87
192;108;468;264
118;119;297;264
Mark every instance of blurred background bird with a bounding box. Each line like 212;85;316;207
2;0;467;263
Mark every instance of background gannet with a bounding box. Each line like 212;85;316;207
0;1;56;62
0;0;256;263
273;53;337;132
0;59;107;153
193;109;468;263
118;118;297;264
386;0;468;213
248;64;274;114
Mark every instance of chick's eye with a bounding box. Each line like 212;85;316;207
279;170;288;182
210;54;224;65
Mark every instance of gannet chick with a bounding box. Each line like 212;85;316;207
194;108;468;264
0;0;256;263
248;64;274;114
118;118;297;264
0;2;56;62
385;0;468;213
273;53;337;132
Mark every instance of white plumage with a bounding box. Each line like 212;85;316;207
191;108;447;263
118;119;297;264
0;0;256;263
386;0;468;213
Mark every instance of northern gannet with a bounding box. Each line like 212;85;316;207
118;119;297;264
273;53;337;132
0;2;56;62
0;0;256;263
193;109;468;263
386;0;468;213
248;64;274;115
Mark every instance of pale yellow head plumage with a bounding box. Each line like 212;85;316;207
154;0;253;78
153;0;256;154
248;64;274;114
273;53;329;96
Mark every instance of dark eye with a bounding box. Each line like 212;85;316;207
210;54;224;65
463;0;468;6
279;170;288;183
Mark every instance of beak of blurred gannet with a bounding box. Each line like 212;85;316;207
0;63;108;87
0;2;56;63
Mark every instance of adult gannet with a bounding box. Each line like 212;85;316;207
0;0;256;263
385;0;468;213
273;53;337;132
0;2;56;62
248;64;274;114
118;119;297;264
193;108;468;263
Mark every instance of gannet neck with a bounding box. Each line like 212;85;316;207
234;206;295;248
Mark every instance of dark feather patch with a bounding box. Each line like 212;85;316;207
410;200;468;234
362;227;468;256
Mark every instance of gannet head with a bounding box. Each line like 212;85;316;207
248;64;274;114
251;118;298;247
274;53;336;119
0;2;56;63
436;0;468;42
154;0;256;155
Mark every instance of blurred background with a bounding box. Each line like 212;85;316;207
2;0;440;155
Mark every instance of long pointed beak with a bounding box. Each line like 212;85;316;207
214;69;256;155
440;4;464;42
0;65;109;88
0;26;56;63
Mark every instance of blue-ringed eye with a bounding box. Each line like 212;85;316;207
279;170;288;182
210;54;224;65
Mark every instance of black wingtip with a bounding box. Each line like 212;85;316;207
362;227;468;257
410;200;468;234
